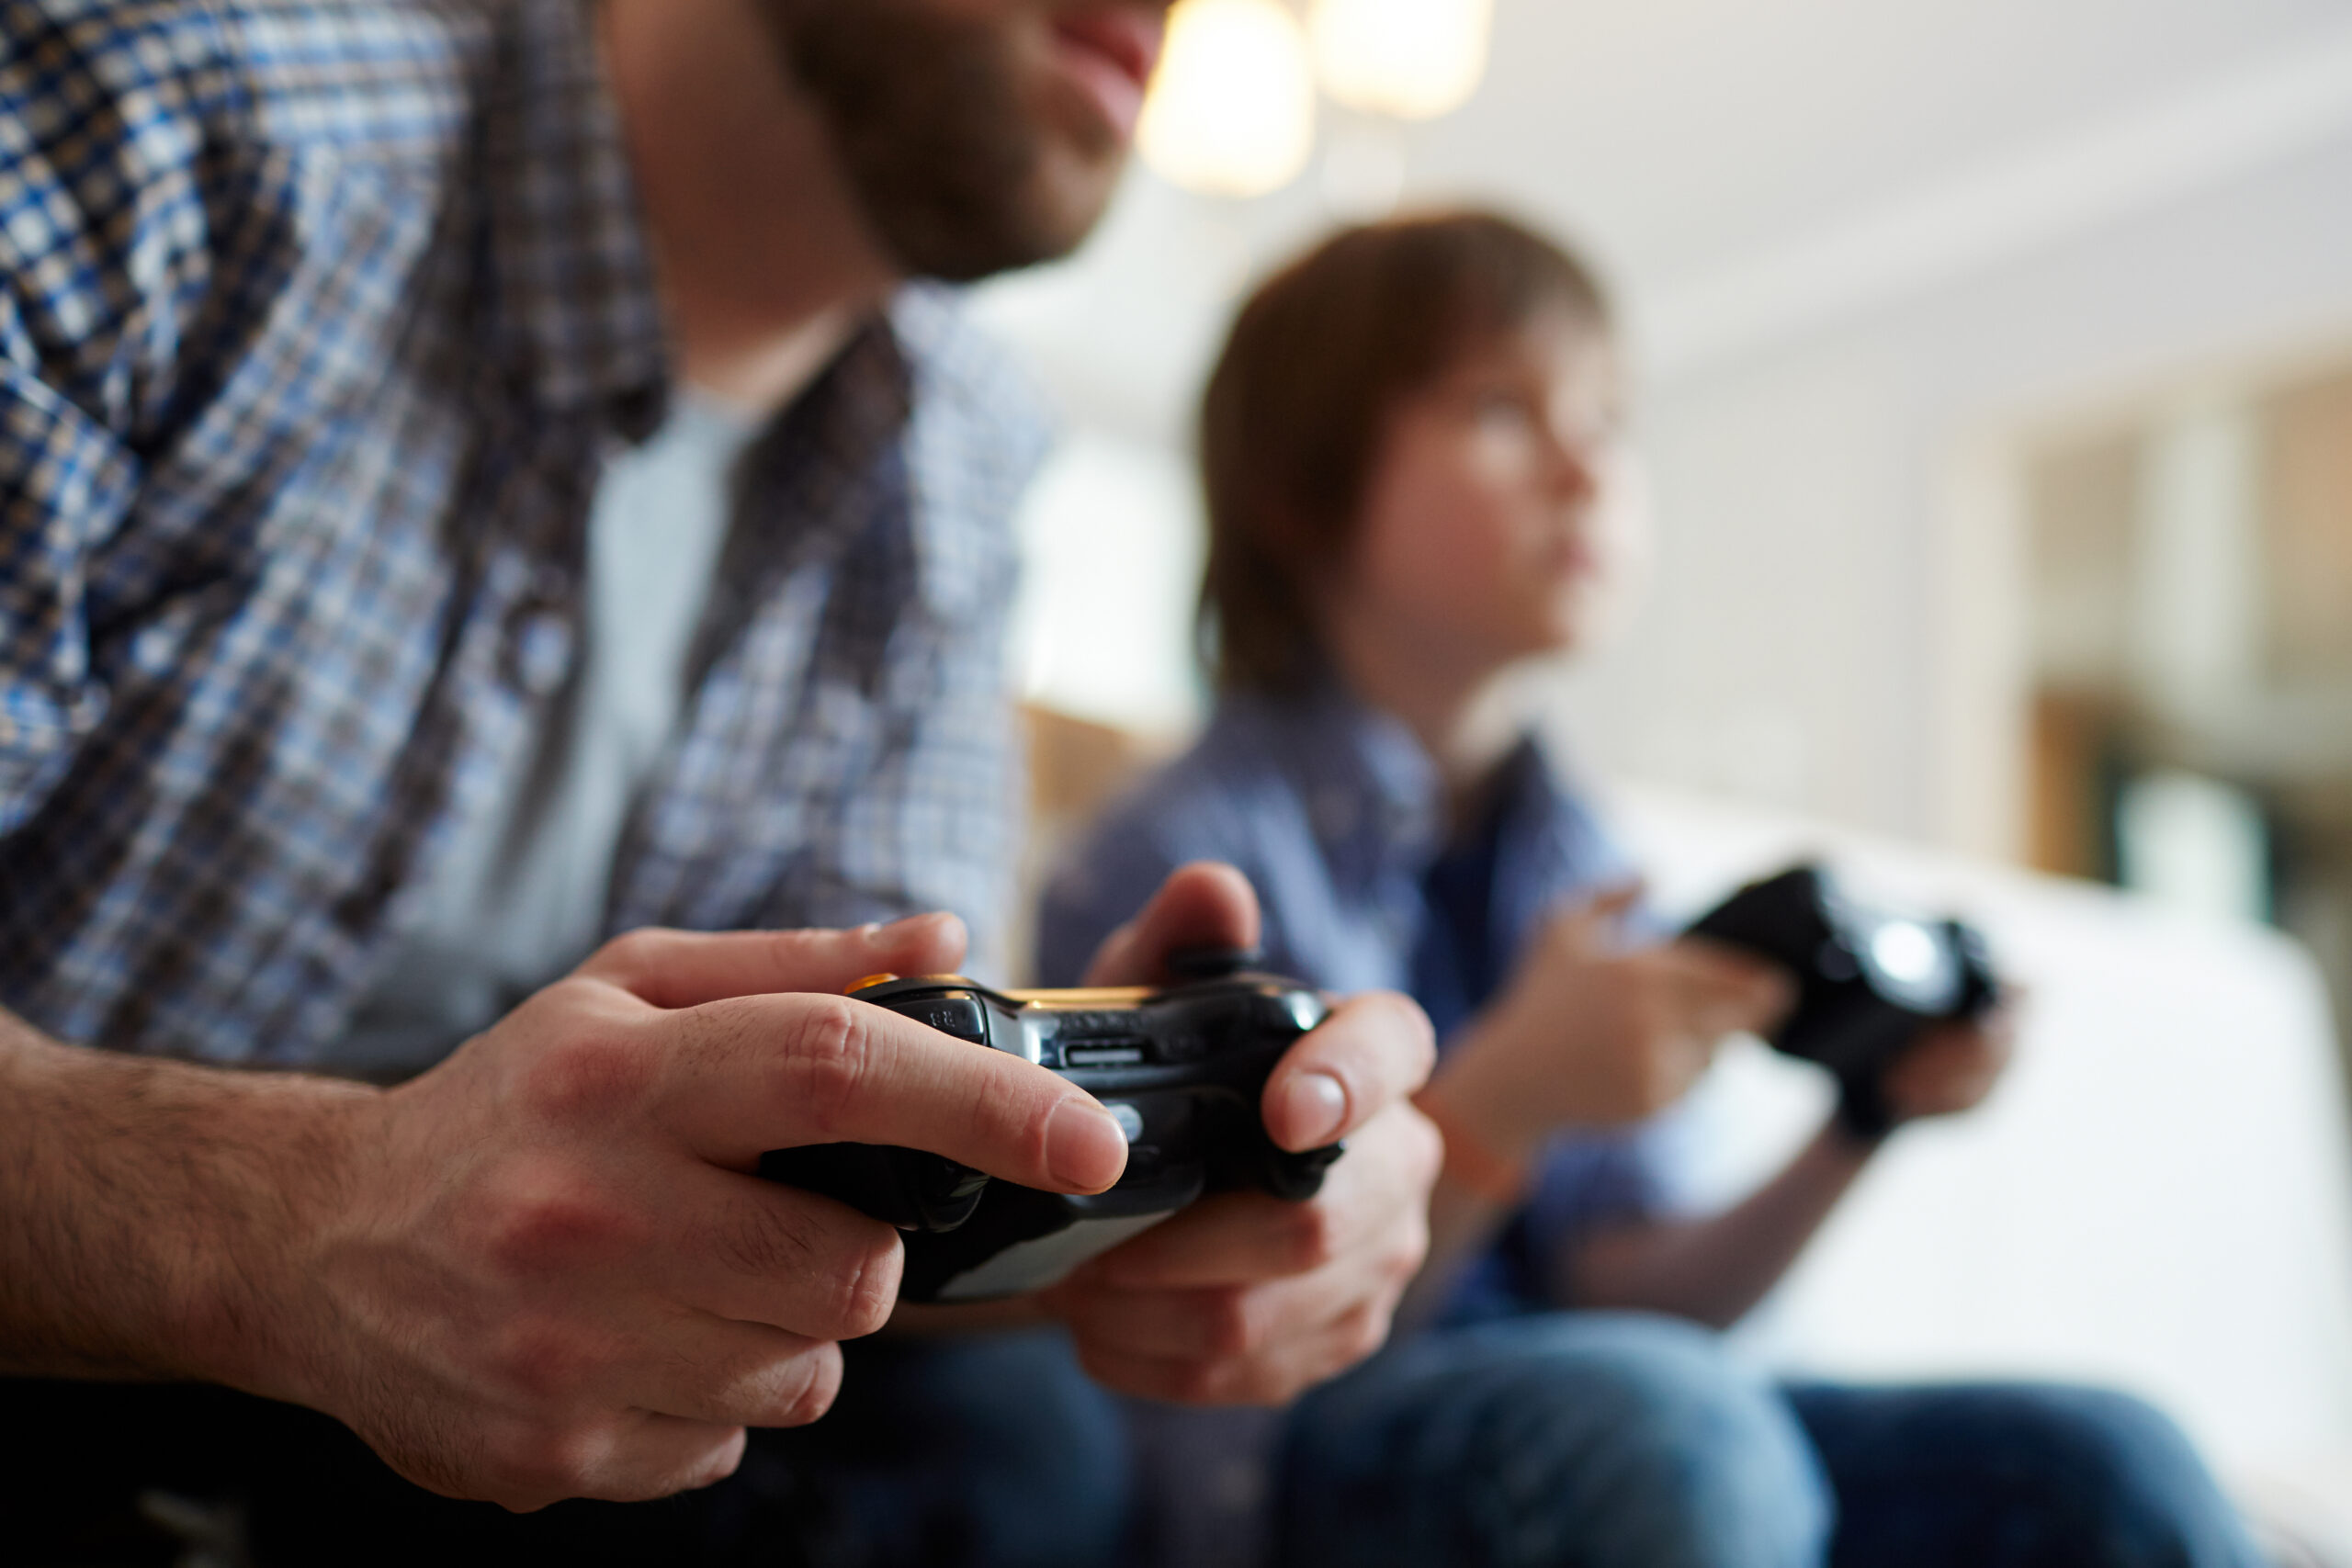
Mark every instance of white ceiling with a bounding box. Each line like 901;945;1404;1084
1423;0;2352;282
976;0;2352;443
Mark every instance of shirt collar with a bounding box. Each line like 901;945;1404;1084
481;0;671;437
1222;680;1445;881
1217;680;1585;894
885;285;1055;625
703;286;1048;629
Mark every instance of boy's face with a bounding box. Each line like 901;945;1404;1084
761;0;1170;280
1338;312;1650;674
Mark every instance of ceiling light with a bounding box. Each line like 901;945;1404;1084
1137;0;1317;198
1310;0;1493;120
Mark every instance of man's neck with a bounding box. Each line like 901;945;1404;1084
602;0;899;412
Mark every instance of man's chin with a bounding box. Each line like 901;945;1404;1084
763;0;1127;285
890;155;1124;281
1018;147;1128;260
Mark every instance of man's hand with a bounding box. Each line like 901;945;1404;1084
246;916;1129;1510
1038;864;1442;1404
1430;886;1792;1167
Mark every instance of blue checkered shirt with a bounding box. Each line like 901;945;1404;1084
0;0;1048;1065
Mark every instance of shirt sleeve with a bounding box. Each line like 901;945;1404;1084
0;315;141;838
0;10;251;838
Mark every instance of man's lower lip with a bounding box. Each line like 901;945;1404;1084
1053;37;1148;140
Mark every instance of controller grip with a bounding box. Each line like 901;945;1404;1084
1257;1140;1344;1202
757;1143;990;1233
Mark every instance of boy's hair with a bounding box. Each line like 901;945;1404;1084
1197;210;1609;694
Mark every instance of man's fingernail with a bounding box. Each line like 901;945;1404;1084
1279;1071;1350;1147
1046;1098;1129;1190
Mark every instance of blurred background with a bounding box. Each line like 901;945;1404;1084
972;0;2352;1550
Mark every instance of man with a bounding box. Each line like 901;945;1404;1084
0;1;1439;1560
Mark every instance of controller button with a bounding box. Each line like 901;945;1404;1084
1256;998;1303;1029
910;996;988;1043
1166;944;1261;980
1102;1102;1146;1142
1065;1043;1146;1066
931;1164;990;1201
846;973;901;995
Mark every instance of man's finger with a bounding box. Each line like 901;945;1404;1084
1080;1190;1340;1289
1068;1343;1235;1406
665;1167;908;1338
1082;862;1261;987
578;915;968;1010
654;993;1129;1194
1047;1274;1320;1360
572;1414;752;1506
613;1314;844;1432
1067;1296;1392;1408
1260;991;1435;1153
1086;1109;1428;1289
481;1412;750;1510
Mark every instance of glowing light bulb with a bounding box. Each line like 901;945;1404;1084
1137;0;1316;198
1309;0;1493;120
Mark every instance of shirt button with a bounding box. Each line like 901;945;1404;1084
507;607;576;695
130;623;180;674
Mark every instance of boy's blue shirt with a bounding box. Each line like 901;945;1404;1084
1038;682;1688;1321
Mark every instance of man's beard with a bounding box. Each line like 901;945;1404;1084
761;0;1125;283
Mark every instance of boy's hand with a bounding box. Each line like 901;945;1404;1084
1878;1009;2018;1125
253;917;1128;1512
1430;887;1792;1165
1043;863;1442;1404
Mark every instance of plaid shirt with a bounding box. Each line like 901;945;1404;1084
0;0;1047;1065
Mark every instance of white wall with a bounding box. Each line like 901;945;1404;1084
1566;124;2352;852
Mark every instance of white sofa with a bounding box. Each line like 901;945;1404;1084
1611;786;2352;1558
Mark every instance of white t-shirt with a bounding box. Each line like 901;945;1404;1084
337;392;759;1077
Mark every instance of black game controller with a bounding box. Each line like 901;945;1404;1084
758;962;1341;1303
1685;863;2000;1137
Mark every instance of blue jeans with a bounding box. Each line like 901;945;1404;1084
1;1330;1128;1568
1275;1313;2267;1568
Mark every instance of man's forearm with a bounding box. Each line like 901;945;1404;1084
0;1007;370;1387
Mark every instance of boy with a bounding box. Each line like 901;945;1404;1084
1040;211;2261;1568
